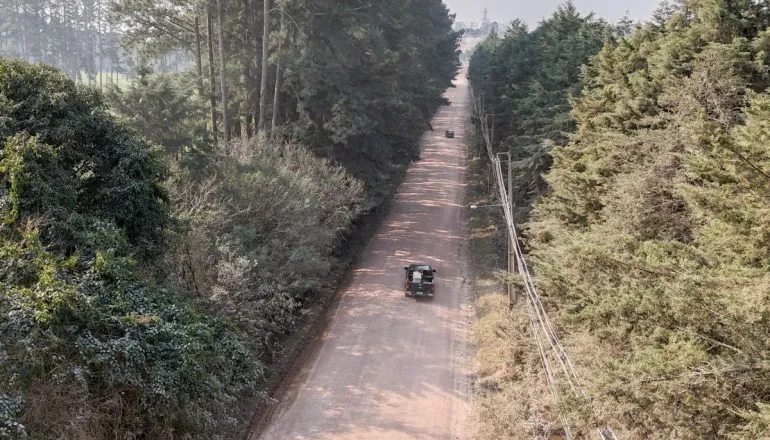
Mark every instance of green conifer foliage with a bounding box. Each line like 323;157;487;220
468;4;611;221
524;1;770;436
0;60;170;260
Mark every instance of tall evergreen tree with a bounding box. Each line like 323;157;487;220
468;3;611;221
521;1;770;436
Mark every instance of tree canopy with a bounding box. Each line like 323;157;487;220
105;0;461;203
468;3;613;221
0;59;258;439
0;59;169;260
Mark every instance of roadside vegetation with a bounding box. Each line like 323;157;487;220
470;0;770;438
0;0;461;438
468;3;612;438
466;128;556;439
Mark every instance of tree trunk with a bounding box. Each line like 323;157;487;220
241;0;254;138
194;15;205;97
89;38;95;83
206;8;218;144
257;0;271;133
271;12;283;132
97;22;102;87
243;60;253;138
216;0;231;142
245;114;254;138
232;101;242;137
75;39;81;83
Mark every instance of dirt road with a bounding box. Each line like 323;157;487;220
255;76;472;440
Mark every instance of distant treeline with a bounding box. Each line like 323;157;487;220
1;0;149;83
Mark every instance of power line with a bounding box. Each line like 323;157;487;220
470;87;619;440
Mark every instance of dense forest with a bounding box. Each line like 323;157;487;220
470;0;770;438
0;0;461;438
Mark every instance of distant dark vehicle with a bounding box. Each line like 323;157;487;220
404;264;436;298
445;130;454;138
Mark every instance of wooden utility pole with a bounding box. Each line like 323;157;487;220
505;152;516;308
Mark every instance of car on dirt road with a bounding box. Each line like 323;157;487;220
445;129;454;138
404;264;436;298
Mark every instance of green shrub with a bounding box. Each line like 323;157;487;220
0;232;260;438
0;394;26;440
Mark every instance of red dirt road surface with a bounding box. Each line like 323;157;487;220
255;77;473;440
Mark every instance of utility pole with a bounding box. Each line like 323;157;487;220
490;115;514;309
490;113;495;154
477;93;517;309
497;151;514;309
507;152;516;307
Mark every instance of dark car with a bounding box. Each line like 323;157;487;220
445;130;454;138
404;264;436;298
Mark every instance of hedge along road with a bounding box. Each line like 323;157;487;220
254;75;473;440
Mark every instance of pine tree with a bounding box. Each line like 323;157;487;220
468;5;611;221
523;1;770;436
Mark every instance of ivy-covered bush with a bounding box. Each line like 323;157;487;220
0;59;169;261
0;59;261;439
0;395;26;440
0;232;260;438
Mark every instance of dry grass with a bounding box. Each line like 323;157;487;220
21;379;103;440
472;294;558;440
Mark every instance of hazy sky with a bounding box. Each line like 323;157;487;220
444;0;663;28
